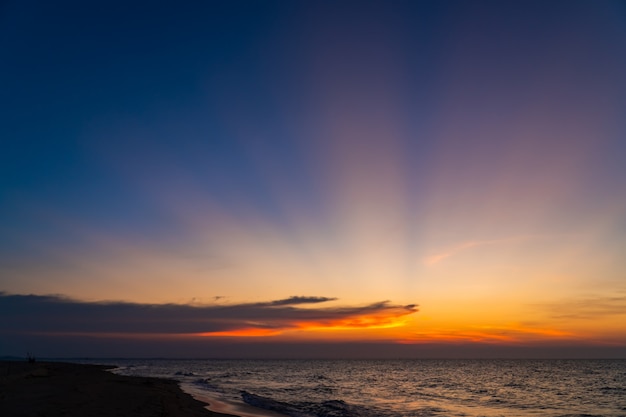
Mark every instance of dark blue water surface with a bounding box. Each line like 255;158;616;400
89;359;626;417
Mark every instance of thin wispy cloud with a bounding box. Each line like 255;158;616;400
399;325;575;344
423;235;550;265
536;294;626;320
424;240;491;266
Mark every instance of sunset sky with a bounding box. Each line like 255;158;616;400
1;0;626;358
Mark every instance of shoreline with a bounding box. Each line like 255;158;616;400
0;360;237;417
180;382;289;417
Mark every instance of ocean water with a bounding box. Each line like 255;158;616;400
89;359;626;417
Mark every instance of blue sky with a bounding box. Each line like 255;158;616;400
2;0;626;357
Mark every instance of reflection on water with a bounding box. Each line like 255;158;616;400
94;359;626;417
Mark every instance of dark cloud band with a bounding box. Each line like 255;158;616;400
0;292;417;336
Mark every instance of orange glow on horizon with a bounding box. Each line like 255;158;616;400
294;316;411;332
30;317;620;347
196;328;283;337
195;310;415;337
397;324;577;344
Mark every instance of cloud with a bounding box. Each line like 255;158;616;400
423;241;482;265
536;294;626;320
0;292;417;338
423;235;548;265
399;325;575;345
264;296;338;306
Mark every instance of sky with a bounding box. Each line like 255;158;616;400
1;0;626;359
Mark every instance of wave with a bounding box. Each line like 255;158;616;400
241;391;370;417
174;371;196;376
192;378;225;393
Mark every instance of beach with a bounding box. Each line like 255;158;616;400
0;361;235;417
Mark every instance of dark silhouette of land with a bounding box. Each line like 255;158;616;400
0;361;234;417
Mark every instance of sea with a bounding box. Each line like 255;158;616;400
81;359;626;417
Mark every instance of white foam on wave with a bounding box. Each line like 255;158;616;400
180;382;290;417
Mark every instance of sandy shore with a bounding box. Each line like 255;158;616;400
0;360;236;417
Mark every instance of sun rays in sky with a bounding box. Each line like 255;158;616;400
1;0;626;357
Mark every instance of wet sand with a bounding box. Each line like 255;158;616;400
0;360;236;417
